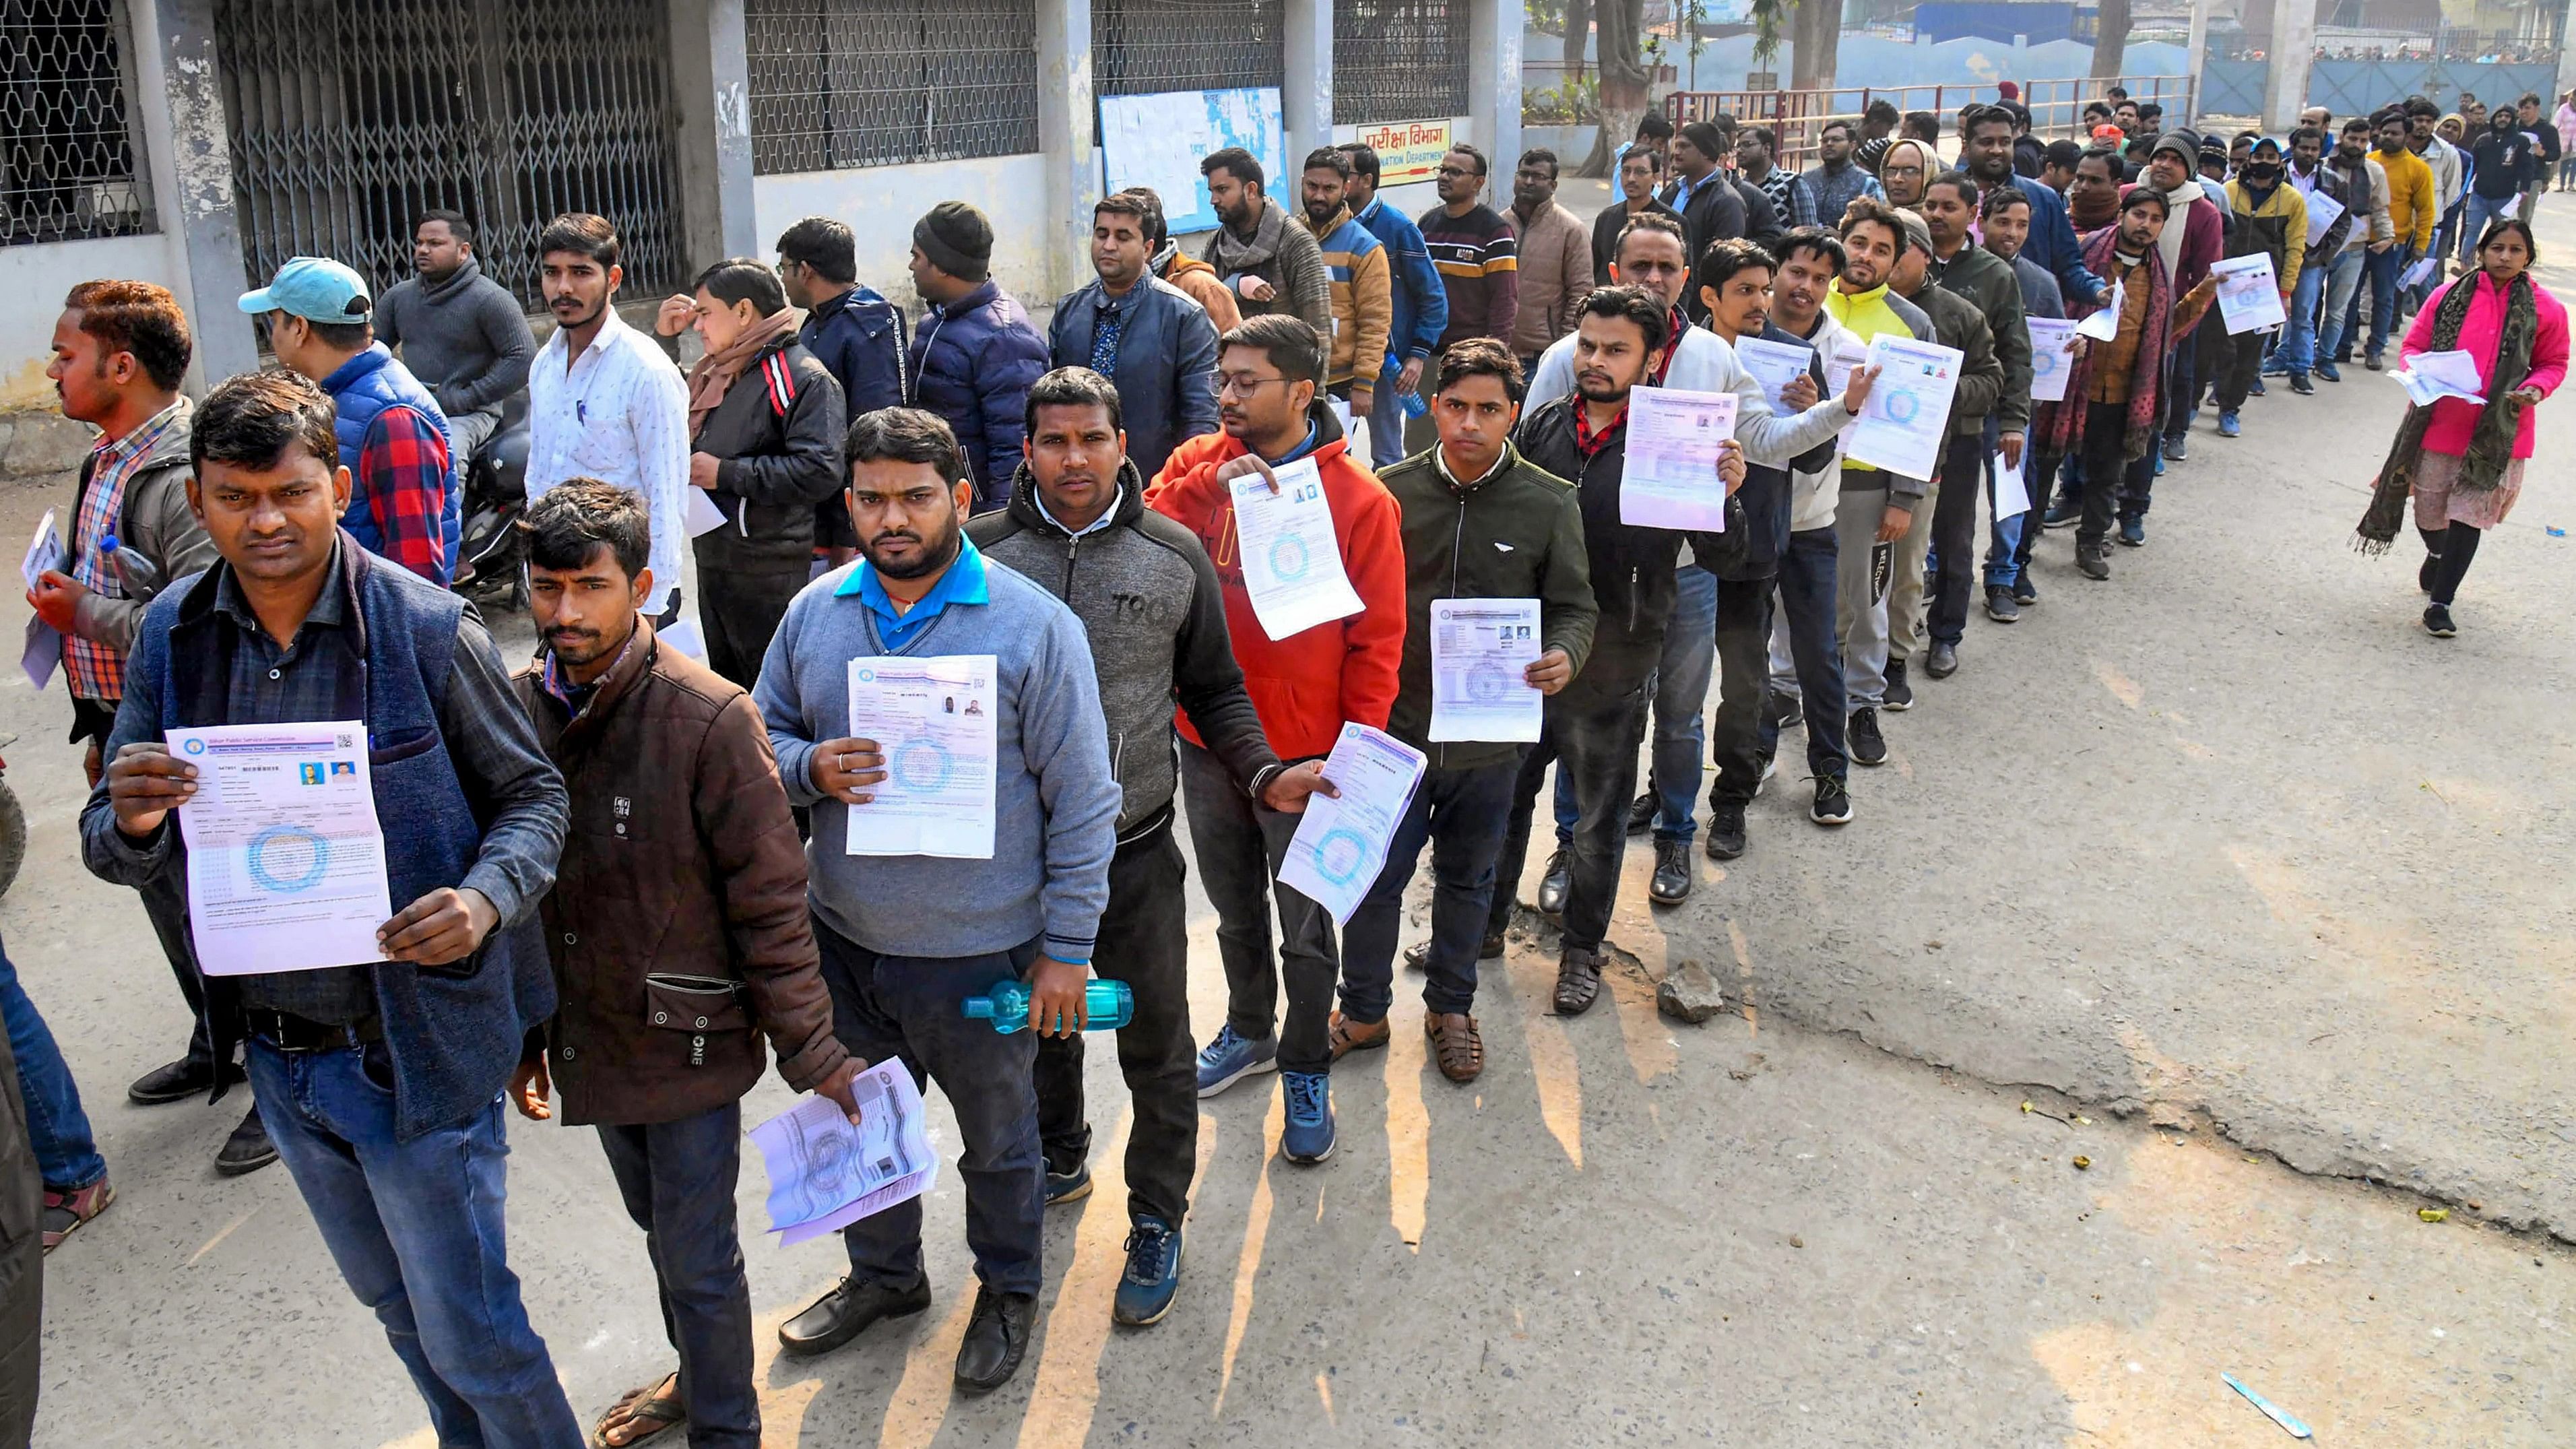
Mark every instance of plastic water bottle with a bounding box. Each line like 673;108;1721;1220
1400;388;1429;420
98;534;164;602
961;978;1134;1034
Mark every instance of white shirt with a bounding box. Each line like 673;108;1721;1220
527;308;690;614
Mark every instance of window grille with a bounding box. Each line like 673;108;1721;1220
1332;0;1471;125
1;0;153;247
747;0;1041;174
212;0;684;309
1091;0;1285;98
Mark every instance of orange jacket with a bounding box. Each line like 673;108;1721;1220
1145;405;1406;759
1163;253;1244;333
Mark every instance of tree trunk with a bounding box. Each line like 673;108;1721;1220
1582;0;1651;176
1791;0;1842;92
2091;0;2131;79
1564;0;1593;84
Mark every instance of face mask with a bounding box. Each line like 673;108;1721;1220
2243;162;2282;183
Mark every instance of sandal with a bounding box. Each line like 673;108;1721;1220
1553;949;1604;1017
593;1371;685;1448
1326;1010;1390;1059
41;1178;113;1253
1424;1013;1483;1083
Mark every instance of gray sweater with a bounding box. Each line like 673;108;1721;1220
375;259;538;420
754;543;1120;963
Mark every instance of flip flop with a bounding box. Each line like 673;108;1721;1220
593;1371;685;1448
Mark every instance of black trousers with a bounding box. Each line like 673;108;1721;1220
597;1103;759;1449
2212;322;2265;410
2075;401;2158;547
691;536;809;691
1033;815;1198;1227
1706;575;1778;806
1924;432;1985;649
1487;674;1653;955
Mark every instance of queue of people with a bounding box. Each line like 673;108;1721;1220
5;92;2561;1446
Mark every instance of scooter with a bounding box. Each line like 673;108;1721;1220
452;391;532;612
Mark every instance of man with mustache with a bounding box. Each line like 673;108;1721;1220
508;480;864;1449
525;213;690;623
754;408;1120;1392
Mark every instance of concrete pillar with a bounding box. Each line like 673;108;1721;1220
1472;0;1526;172
140;0;259;387
669;0;761;271
2263;0;2316;131
2185;0;2215;125
1284;0;1334;159
1037;0;1097;300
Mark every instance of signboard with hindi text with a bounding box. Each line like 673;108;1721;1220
1349;119;1453;186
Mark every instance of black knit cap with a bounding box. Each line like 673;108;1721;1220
913;201;994;282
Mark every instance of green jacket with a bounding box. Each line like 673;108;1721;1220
1906;282;2007;439
1378;441;1598;770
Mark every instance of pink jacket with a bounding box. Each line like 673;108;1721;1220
2402;271;2569;459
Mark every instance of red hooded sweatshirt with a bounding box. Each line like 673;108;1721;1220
1145;403;1406;759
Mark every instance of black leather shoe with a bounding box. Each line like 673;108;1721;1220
953;1286;1036;1394
1535;849;1572;917
778;1274;932;1357
214;1105;278;1176
1925;641;1959;678
129;1057;238;1105
1627;790;1656;834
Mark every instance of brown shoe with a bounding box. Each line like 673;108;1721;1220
1424;1012;1484;1082
1553;948;1605;1016
1327;1010;1390;1060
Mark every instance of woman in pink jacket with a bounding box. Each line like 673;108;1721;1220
2356;217;2567;637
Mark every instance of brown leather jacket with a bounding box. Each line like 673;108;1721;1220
513;619;847;1125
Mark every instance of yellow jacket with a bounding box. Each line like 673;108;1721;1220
1300;205;1393;390
2376;145;2437;255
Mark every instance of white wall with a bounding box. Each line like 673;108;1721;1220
0;234;185;413
751;154;1060;317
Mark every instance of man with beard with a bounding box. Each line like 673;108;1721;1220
375;210;536;474
1958;106;2104;307
1738;127;1820;230
1800;119;1887;228
526;213;690;621
2032;187;2218;582
1050;193;1223;484
1659;121;1751;268
968;368;1328;1324
755;407;1120;1393
2131;135;2224;468
509;480;864;1449
1200;148;1331;336
2314;117;2394;382
1339;144;1449;470
1295;148;1393;422
1508;148;1595;366
1758;228;1863;795
2266;126;2358;392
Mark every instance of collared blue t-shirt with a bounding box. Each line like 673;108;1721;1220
835;534;992;652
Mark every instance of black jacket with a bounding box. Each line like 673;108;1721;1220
1711;322;1840;583
1924;242;2031;432
965;460;1281;837
1659;172;1748;273
695;337;847;567
1515;396;1746;699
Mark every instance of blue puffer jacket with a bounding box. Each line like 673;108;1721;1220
907;280;1050;510
1047;275;1222;483
322;344;461;583
800;284;909;420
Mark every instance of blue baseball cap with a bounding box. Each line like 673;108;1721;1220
238;256;373;323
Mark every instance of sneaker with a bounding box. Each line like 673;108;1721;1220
1882;657;1913;711
1044;1161;1093;1207
1112;1217;1183;1327
1847;708;1888;766
1326;1010;1390;1060
1279;1072;1335;1164
1810;775;1853;825
2315;358;2342;383
2419;551;2441;593
2012;574;2038;606
1536;849;1572;917
1925;641;1959;678
1984;586;2020;623
2422;603;2457;637
1628;790;1656;835
1756;751;1777;795
2117;517;2146;548
2162;434;2187;463
2261;357;2290;377
2247;377;2267;397
2040;498;2080;529
1195;1025;1278;1098
2288;371;2314;395
2076;543;2111;580
2365;348;2383;371
1650;838;1693;904
40;1178;113;1252
1768;690;1804;733
2217;410;2241;438
1704;800;1748;861
2154;451;2165;477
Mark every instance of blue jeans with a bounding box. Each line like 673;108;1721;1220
598;1104;759;1449
812;917;1042;1297
0;943;102;1191
2315;247;2367;361
2459;193;2515;264
248;1037;580;1449
1758;526;1848;781
1367;368;1415;471
2348;246;2404;355
2276;251;2329;374
1341;758;1521;1019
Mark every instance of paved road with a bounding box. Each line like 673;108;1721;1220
13;195;2575;1445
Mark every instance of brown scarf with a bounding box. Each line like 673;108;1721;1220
2069;183;2121;232
686;308;803;438
2354;269;2539;552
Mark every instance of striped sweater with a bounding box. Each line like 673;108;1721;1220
1419;202;1520;348
1301;205;1394;388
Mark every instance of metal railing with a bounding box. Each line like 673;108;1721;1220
1332;0;1473;124
1095;0;1285;99
1665;74;2195;171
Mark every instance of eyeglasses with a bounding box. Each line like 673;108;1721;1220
1207;373;1293;399
1436;165;1477;179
